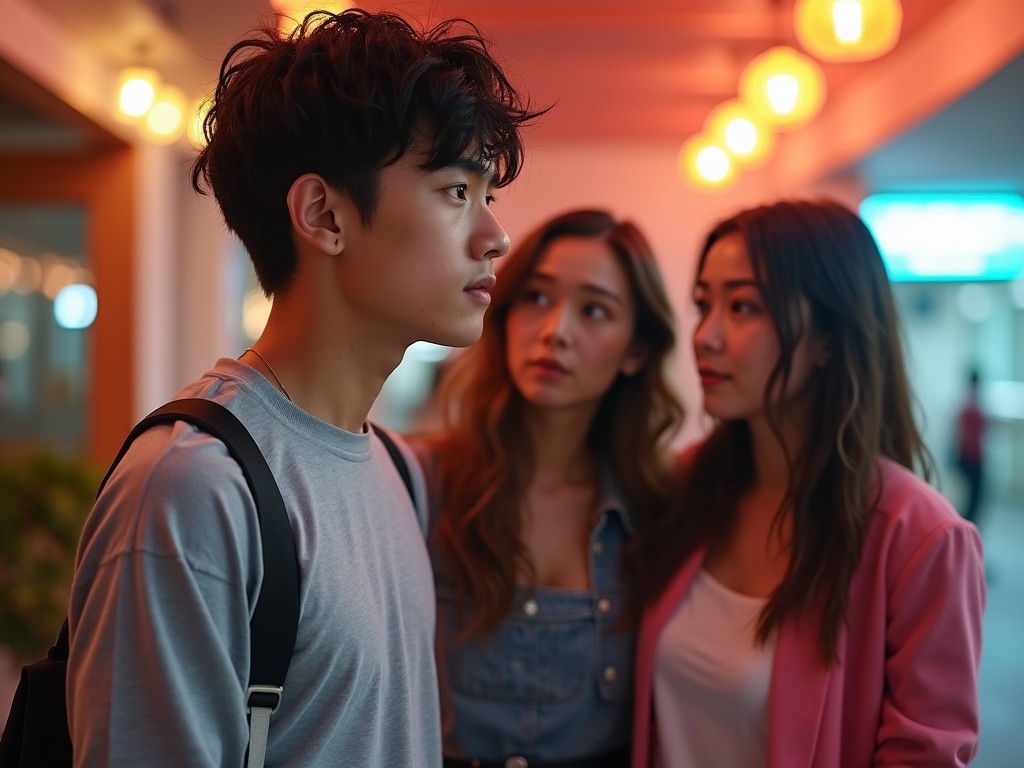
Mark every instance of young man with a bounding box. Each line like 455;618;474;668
67;9;537;766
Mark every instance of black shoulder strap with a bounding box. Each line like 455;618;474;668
71;406;410;710
370;423;414;506
99;398;299;696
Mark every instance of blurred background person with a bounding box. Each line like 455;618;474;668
955;367;988;527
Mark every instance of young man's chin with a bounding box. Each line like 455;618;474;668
429;320;485;349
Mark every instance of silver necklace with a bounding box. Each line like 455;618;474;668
244;347;292;401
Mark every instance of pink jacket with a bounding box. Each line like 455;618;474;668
633;459;985;767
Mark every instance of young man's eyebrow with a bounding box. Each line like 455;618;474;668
448;156;499;187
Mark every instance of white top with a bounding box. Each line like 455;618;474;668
652;569;776;768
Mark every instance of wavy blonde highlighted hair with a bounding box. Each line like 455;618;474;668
428;209;684;638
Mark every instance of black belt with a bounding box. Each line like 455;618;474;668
442;744;630;768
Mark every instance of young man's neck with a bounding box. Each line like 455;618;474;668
250;295;407;433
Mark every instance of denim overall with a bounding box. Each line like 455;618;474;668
432;473;635;763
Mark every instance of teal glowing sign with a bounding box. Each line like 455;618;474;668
859;193;1024;281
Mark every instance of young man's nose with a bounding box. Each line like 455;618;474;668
472;206;510;261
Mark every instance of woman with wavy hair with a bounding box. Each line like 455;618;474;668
628;199;985;767
410;209;684;767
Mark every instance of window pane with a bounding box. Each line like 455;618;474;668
0;204;90;455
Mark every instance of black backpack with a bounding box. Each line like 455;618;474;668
0;398;413;767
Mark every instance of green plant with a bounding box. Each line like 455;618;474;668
0;451;102;661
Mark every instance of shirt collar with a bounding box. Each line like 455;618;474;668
597;468;636;535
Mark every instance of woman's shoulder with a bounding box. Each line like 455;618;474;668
873;458;962;526
868;458;979;561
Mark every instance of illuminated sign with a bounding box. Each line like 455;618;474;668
859;193;1024;281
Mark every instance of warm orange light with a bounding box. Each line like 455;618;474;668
795;0;902;62
270;0;354;38
144;85;187;144
739;46;826;131
704;100;775;168
677;135;737;192
115;67;160;121
186;97;212;149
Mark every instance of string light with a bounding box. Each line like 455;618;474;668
186;97;212;149
115;67;160;122
795;0;903;62
144;85;188;144
739;45;826;130
704;100;775;168
677;135;736;191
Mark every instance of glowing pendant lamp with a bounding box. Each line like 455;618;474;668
678;135;737;192
115;66;160;122
186;97;212;149
704;100;775;168
144;85;187;145
739;45;826;131
795;0;902;62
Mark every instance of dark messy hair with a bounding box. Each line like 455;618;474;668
430;209;684;638
191;8;541;295
627;199;933;663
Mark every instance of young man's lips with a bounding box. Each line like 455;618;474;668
467;275;496;291
465;275;496;303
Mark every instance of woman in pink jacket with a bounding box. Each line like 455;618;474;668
627;199;985;767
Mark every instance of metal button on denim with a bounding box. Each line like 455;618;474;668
505;757;528;768
429;472;636;757
602;665;618;682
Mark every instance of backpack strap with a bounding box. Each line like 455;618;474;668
74;403;412;767
370;423;414;505
102;398;297;768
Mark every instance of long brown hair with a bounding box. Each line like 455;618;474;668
628;199;933;663
431;209;684;638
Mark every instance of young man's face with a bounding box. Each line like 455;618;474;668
337;144;510;349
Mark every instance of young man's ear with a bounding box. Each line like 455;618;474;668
286;174;345;255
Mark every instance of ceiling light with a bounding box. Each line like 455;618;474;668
795;0;903;62
704;100;775;168
678;135;737;191
144;85;188;144
116;66;160;121
187;97;212;149
739;46;827;130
